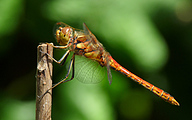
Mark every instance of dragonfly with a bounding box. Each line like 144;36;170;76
43;22;179;106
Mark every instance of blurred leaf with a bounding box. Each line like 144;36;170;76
57;81;115;120
119;89;152;120
0;0;23;53
0;98;35;120
0;0;23;36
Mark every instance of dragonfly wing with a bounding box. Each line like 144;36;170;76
74;55;106;84
83;23;100;45
83;23;90;35
107;62;112;85
82;23;111;84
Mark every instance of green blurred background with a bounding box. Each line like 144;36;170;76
0;0;191;119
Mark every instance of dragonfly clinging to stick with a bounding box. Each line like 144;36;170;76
42;22;179;106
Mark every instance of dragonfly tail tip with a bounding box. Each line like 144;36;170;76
172;99;180;106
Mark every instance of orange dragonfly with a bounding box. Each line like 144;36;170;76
43;22;179;106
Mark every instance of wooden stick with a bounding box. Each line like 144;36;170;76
36;43;53;120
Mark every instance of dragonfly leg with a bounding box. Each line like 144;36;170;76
38;54;75;99
40;49;70;65
46;43;68;49
51;53;75;88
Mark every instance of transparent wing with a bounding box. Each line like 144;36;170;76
83;23;100;45
74;55;106;84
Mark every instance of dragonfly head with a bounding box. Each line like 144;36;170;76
55;27;72;46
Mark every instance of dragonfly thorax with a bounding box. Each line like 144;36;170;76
56;27;73;46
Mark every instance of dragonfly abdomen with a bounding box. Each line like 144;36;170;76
109;56;179;106
139;79;179;106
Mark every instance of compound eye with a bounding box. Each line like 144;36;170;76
53;22;73;45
